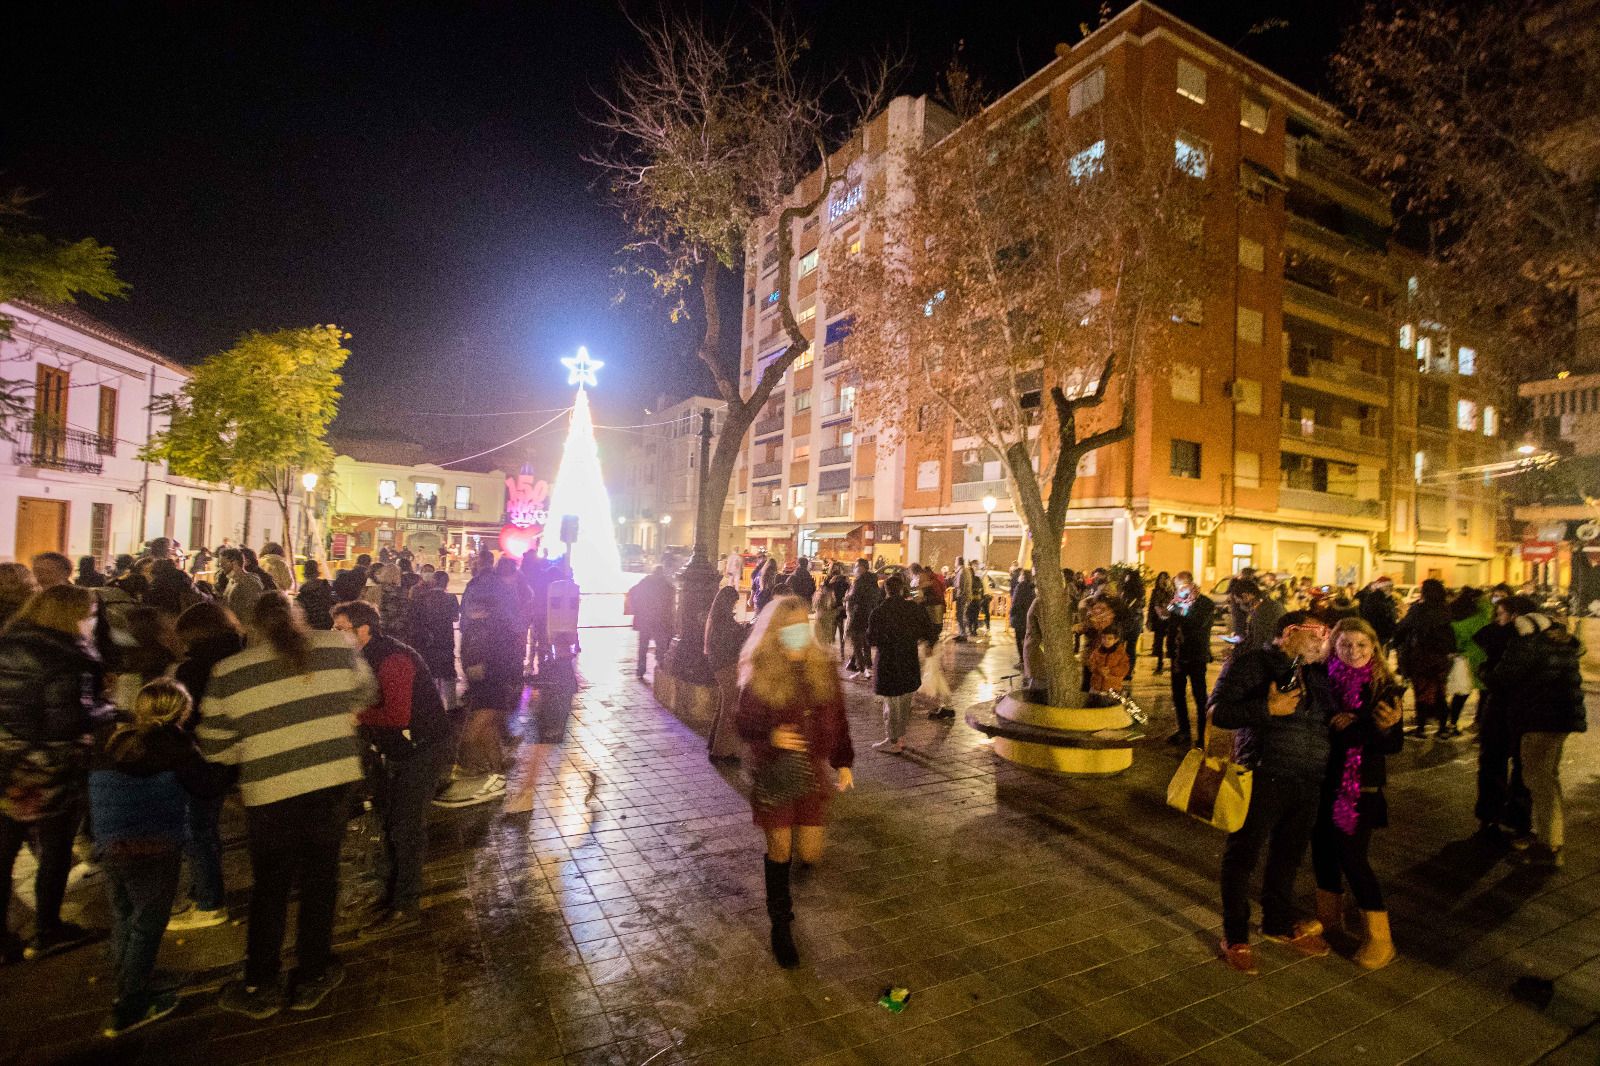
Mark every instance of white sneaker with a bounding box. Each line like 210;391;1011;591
167;906;228;932
433;773;507;808
871;738;905;753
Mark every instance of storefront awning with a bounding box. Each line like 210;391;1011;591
811;523;863;539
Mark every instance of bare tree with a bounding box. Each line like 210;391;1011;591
589;13;888;573
1333;0;1600;374
829;64;1217;707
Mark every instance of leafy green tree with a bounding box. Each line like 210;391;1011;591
142;326;349;546
0;191;129;434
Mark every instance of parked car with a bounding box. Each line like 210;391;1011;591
620;543;646;573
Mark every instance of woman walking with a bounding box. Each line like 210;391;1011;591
1312;618;1405;969
843;562;881;679
0;585;110;962
704;586;750;762
736;597;854;968
1147;572;1175;674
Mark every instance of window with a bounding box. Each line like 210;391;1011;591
90;502;112;563
1069;67;1105;115
1176;58;1207;104
1458;515;1471;537
839;385;856;413
1170;439;1201;479
1238;237;1264;272
1171;363;1201;403
847;237;862;256
97;386;118;454
1457;346;1477;375
455;485;471;510
378;479;398;504
1232;543;1255;572
1457;399;1479;431
793;347;813;371
1407;275;1420;298
916;460;940;490
1483;405;1499;436
797;304;816;325
794;390;812;414
793;441;810;461
1240;96;1268;133
1237;306;1264;344
828;183;862;223
1175;134;1209;178
799;249;818;276
1068;139;1106;180
1234;451;1261;489
1399;323;1414;350
1233;378;1262;416
1416;335;1433;370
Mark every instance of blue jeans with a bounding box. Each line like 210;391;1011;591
104;849;181;1015
185;793;226;911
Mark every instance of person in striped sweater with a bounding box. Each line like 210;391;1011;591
195;592;376;1020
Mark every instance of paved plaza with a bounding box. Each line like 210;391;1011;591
1;623;1597;1066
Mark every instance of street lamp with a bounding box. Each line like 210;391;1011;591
301;472;320;563
659;513;671;550
792;503;805;560
981;493;998;568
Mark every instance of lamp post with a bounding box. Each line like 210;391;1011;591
387;495;403;555
301;471;320;563
659;512;672;549
981;493;997;568
667;406;721;684
792;503;805;561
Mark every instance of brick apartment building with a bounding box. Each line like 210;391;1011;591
735;2;1512;588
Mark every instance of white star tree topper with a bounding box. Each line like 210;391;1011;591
561;346;604;389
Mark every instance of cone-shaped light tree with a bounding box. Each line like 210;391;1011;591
829;65;1219;707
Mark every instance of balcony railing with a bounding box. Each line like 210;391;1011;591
951;479;1009;504
815;498;852;519
753;415;785;438
822;341;846;368
820;398;854;421
749;503;785;522
11;419;106;474
753;460;783;480
1284;356;1389;400
818;445;852;467
1278;487;1381;518
1283;280;1390;340
1281;418;1386;456
1287;138;1389;212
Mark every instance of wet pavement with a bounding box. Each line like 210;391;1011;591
2;622;1598;1065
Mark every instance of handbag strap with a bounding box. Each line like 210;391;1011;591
1202;709;1234;761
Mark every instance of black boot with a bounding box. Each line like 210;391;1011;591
764;856;799;969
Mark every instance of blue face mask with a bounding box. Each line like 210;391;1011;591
779;622;811;651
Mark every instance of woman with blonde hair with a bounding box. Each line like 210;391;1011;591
735;596;854;968
1313;616;1405;969
0;584;109;961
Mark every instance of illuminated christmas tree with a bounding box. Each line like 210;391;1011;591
547;348;628;592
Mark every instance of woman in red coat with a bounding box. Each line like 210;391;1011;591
735;596;854;968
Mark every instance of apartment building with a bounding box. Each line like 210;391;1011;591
0;301;272;564
735;3;1509;586
324;440;508;562
613;395;733;556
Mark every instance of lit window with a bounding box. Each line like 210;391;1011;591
1069;139;1106;180
1236;306;1263;344
1240;97;1268;133
847;238;862;256
794;390;812;413
1175;134;1209;178
1238;237;1264;271
455;485;471;510
797;304;816;325
1457;346;1476;375
1407;275;1419;298
840;385;856;412
1457;399;1479;431
799;249;818;276
1171;363;1201;403
1414;450;1425;483
828;184;862;223
378;479;397;504
1069;68;1105;115
1417;335;1433;369
1176;58;1207;104
1234;451;1261;489
1399;323;1414;350
1483;405;1499;436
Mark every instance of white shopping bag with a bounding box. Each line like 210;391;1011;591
919;637;952;702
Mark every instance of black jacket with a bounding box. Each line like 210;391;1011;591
331;568;366;604
788;566;817;602
1170;596;1215;666
174;632;247;716
1489;614;1587;735
704;609;751;674
629;574;675;633
1357;589;1399;647
1009;580;1036;628
845;574;882;633
1209;646;1333;783
411;588;460;680
1393;600;1456;678
0;624;110;743
867;596;940;697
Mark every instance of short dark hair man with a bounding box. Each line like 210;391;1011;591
331;599;450;937
30;551;72;590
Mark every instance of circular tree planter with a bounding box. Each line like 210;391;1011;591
967;690;1141;775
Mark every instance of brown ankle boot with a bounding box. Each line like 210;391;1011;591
1315;889;1346;940
1355;910;1395;970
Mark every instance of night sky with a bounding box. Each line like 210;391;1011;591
4;0;1359;461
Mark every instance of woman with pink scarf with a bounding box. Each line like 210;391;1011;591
1313;617;1405;969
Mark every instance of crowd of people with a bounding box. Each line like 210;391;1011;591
0;538;580;1038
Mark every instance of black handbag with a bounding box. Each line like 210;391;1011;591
752;747;818;810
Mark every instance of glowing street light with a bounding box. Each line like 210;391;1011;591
301;471;319;493
1518;443;1537;456
981;493;998;567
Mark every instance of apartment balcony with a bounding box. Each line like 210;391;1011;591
814;497;852;519
1283;356;1390;407
11;419;106;474
1278;487;1382;518
749;502;785;523
1281;418;1386;457
818;445;852;467
1286;215;1388;278
820;398;854;423
753;415;785;438
951;479;1010;504
822;341;846;369
752;460;783;480
1283;281;1391;345
1286;138;1392;224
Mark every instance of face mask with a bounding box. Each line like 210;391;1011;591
779;622;811;651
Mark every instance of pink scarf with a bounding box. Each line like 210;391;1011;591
1326;656;1373;835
